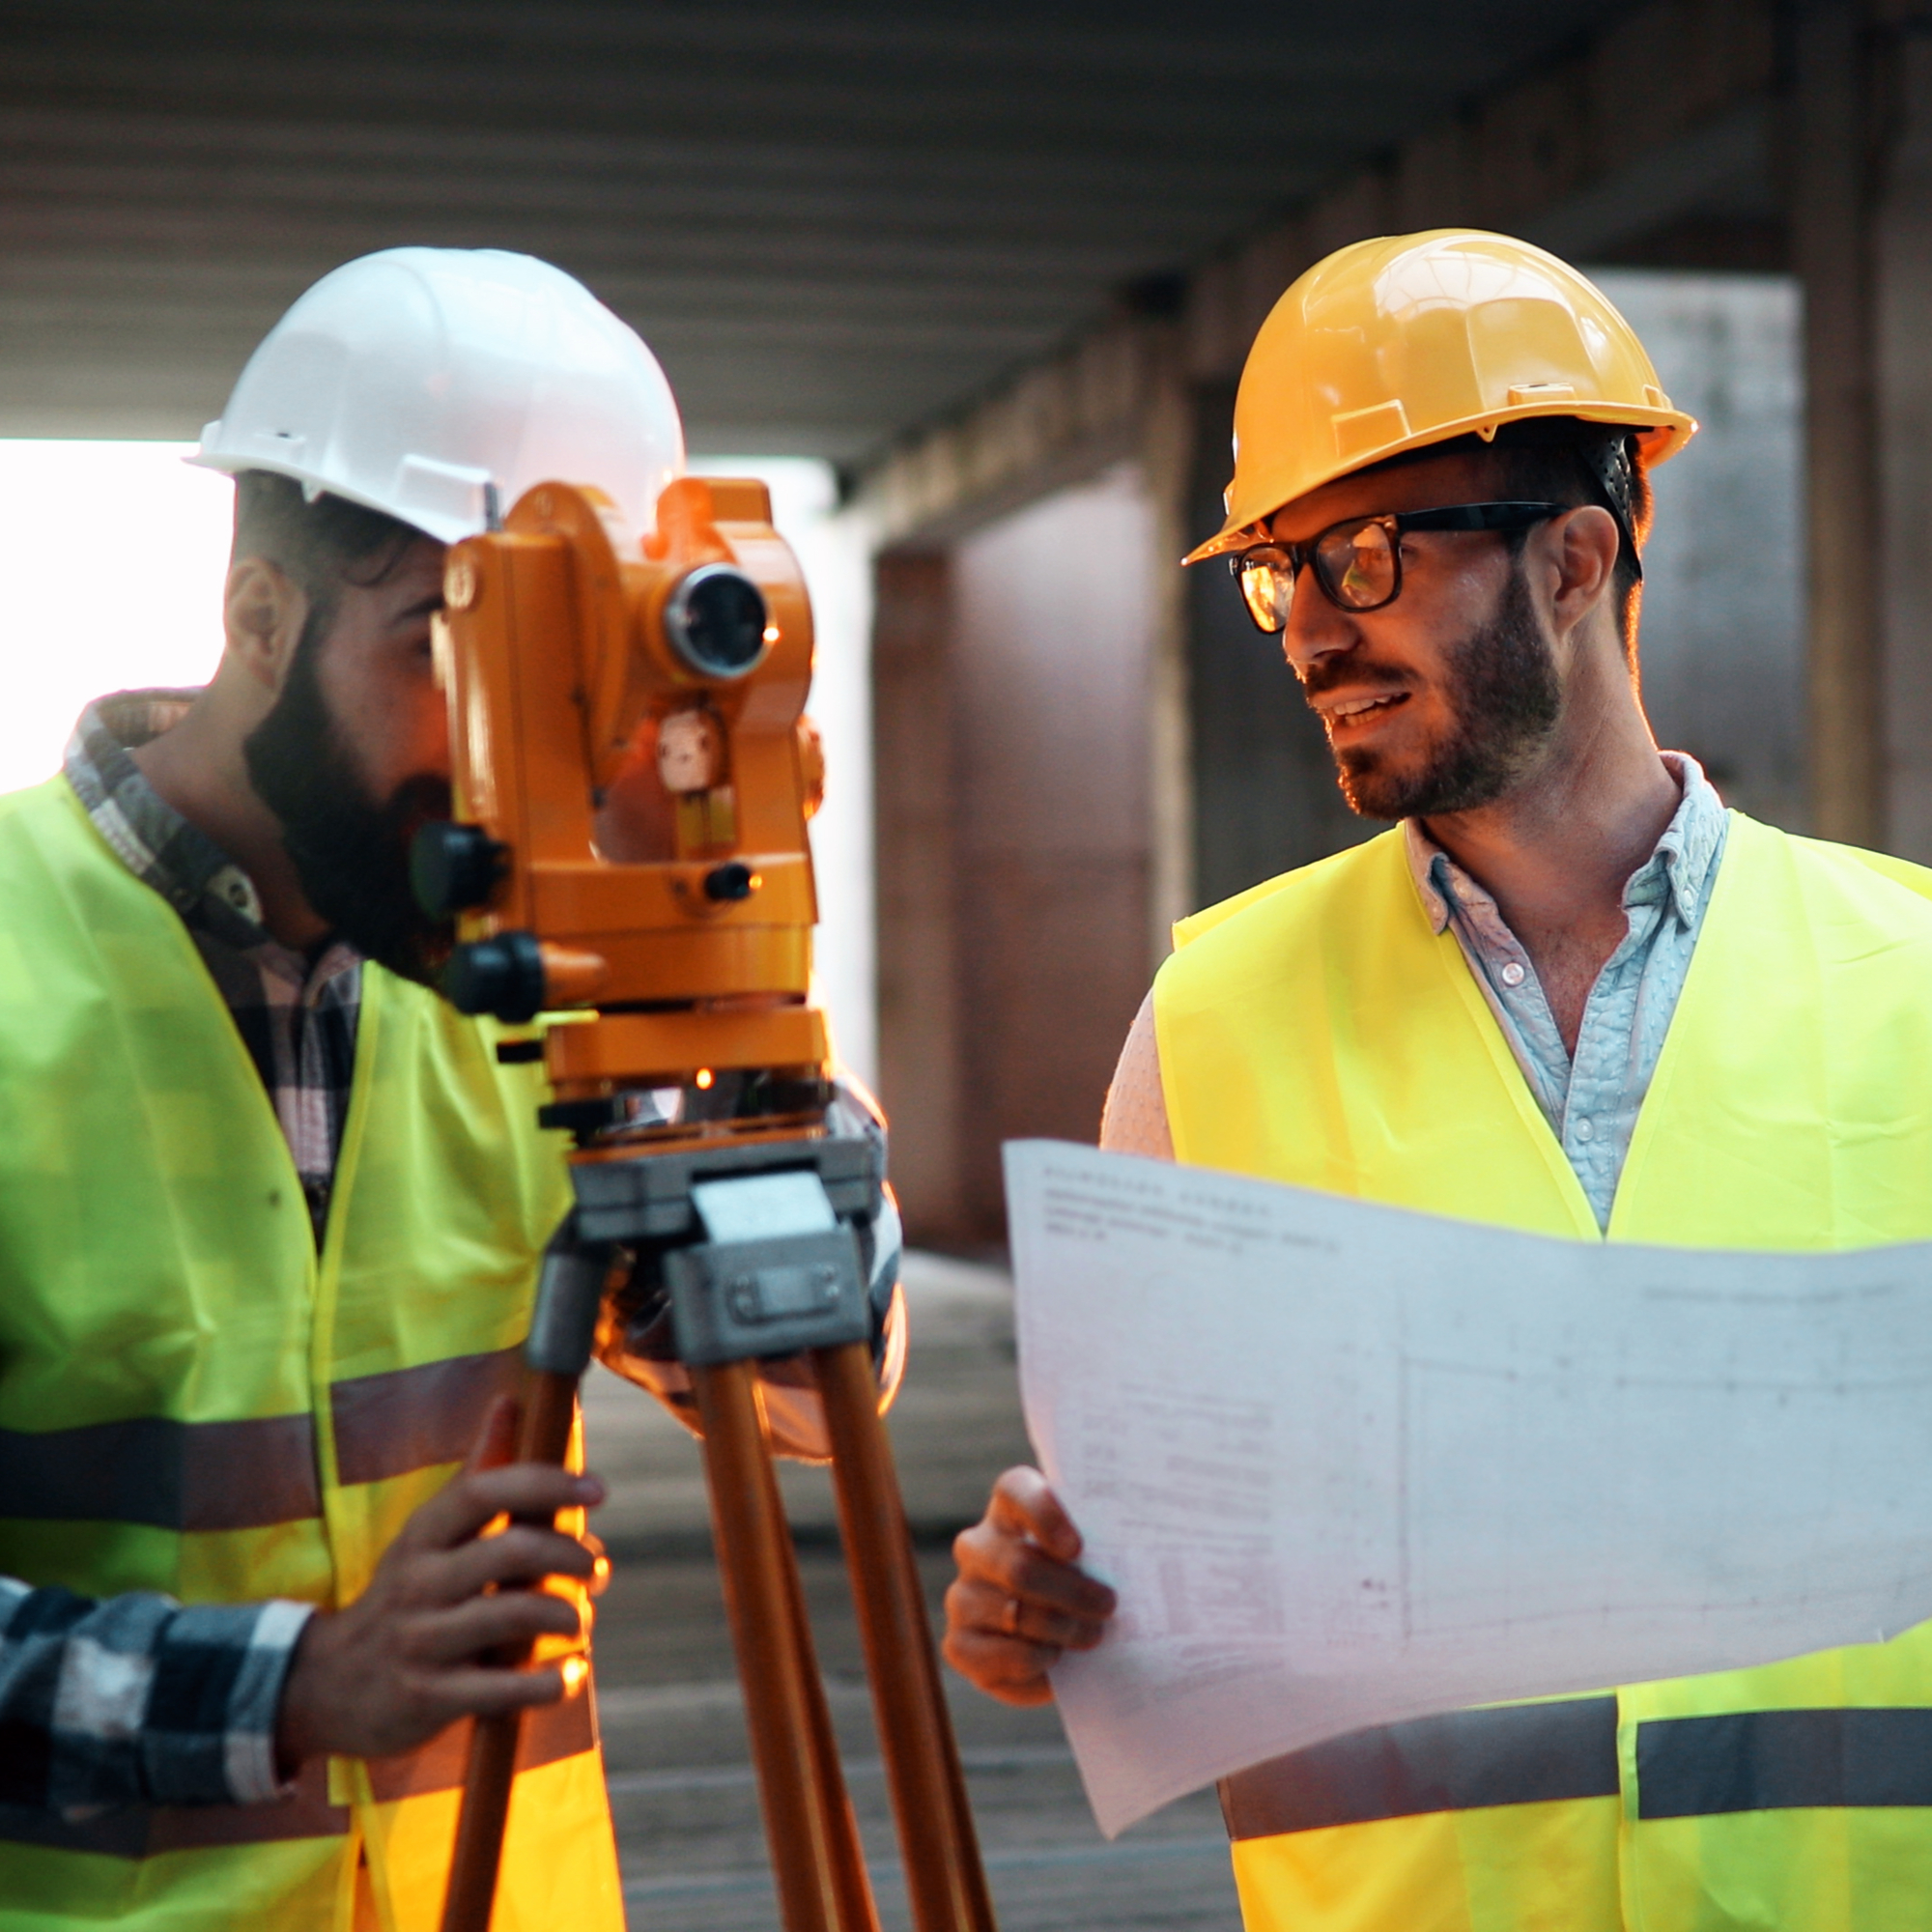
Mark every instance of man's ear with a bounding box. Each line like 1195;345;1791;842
222;556;309;699
1545;504;1622;639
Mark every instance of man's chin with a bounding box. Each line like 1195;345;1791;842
1334;748;1420;821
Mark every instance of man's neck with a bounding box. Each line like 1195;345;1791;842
129;691;327;951
1419;703;1681;1054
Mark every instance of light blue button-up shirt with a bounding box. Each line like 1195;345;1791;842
1406;753;1729;1231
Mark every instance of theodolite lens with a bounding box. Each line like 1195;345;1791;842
664;564;769;680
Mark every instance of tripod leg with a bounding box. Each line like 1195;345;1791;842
695;1359;880;1932
777;1437;879;1930
439;1365;580;1932
816;1342;998;1932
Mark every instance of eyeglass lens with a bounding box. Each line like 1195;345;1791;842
1236;520;1401;633
1319;520;1398;611
1236;553;1294;632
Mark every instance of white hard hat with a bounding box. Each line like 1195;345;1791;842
192;247;685;546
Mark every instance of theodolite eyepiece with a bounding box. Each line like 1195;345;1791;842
411;820;508;919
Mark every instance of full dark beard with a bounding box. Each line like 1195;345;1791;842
1324;563;1562;821
242;637;454;985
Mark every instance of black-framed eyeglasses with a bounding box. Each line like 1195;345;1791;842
1228;501;1565;635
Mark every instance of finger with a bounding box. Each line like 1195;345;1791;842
948;1577;1108;1651
411;1592;584;1665
408;1464;606;1553
952;1521;1117;1621
941;1626;1063;1705
985;1467;1084;1561
411;1664;571;1726
467;1393;521;1475
423;1524;600;1605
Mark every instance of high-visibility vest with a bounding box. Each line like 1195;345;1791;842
0;777;623;1932
1153;811;1932;1932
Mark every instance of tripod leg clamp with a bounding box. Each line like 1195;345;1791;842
525;1215;617;1378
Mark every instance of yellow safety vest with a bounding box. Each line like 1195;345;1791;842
0;777;623;1932
1153;811;1932;1932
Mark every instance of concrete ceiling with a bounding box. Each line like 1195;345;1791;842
3;0;1629;460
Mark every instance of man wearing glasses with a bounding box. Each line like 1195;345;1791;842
945;229;1932;1930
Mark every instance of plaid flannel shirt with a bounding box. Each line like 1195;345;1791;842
0;691;357;1814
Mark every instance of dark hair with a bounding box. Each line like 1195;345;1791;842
231;470;425;652
1362;421;1653;660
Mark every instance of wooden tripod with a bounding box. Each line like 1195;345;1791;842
437;1283;996;1932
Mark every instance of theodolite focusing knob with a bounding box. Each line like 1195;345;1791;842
664;564;770;680
412;821;508;918
443;931;547;1024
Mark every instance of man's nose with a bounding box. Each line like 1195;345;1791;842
1280;583;1360;682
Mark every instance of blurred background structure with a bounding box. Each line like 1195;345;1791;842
0;0;1885;1246
0;5;1910;1919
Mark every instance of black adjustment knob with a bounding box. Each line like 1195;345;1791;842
703;862;756;902
443;932;547;1024
412;821;507;919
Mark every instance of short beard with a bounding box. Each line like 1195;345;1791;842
1323;561;1562;821
242;624;454;985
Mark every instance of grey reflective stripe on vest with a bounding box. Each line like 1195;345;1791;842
0;1414;318;1532
331;1347;523;1485
1220;1697;1619;1838
0;1684;594;1857
0;1346;526;1531
1637;1708;1932;1817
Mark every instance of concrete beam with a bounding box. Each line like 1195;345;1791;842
1180;0;1776;387
860;0;1776;548
855;316;1178;552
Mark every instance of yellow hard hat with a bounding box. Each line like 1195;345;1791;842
1185;229;1698;565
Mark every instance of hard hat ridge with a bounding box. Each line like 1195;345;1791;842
1185;229;1697;565
194;247;686;548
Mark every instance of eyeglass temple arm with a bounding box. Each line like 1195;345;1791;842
1392;501;1566;533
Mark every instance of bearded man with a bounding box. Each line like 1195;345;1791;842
0;248;680;1932
945;231;1932;1932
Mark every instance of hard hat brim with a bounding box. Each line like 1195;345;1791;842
186;440;463;545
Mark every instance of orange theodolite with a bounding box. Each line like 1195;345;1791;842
419;476;995;1932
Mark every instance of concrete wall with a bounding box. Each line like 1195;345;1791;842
874;465;1157;1245
1185;384;1373;912
691;457;880;1089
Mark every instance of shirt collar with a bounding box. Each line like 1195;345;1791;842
1405;751;1726;937
63;689;276;949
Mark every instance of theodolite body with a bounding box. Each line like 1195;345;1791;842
420;473;829;1103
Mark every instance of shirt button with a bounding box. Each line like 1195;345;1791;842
1575;1117;1595;1142
1500;961;1526;987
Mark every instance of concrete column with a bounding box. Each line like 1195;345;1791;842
870;550;969;1244
1792;0;1885;846
1874;15;1932;858
1139;355;1198;958
1791;0;1932;856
